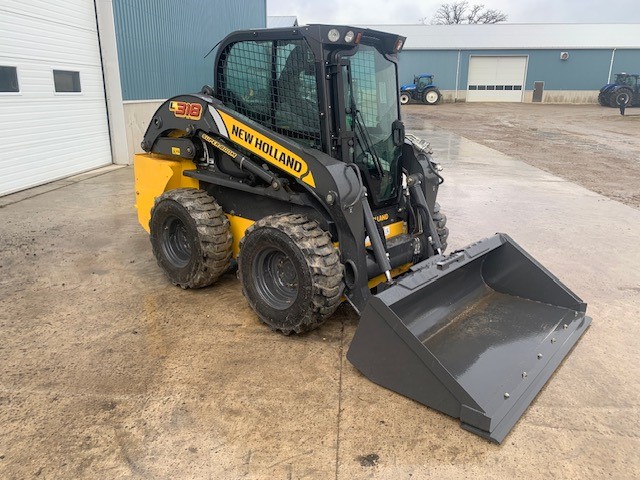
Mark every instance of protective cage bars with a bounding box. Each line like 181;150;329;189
216;39;323;150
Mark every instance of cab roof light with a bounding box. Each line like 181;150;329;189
328;28;340;42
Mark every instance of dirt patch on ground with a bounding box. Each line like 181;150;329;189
404;103;640;209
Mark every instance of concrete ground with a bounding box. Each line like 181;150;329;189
1;118;639;479
406;103;640;209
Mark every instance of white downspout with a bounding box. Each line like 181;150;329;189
608;48;616;84
455;49;461;102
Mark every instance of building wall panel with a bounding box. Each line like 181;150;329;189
113;0;267;101
612;49;640;77
398;50;459;91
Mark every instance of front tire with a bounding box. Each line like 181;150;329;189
400;92;411;105
238;214;344;335
598;92;607;106
423;89;441;105
149;188;232;288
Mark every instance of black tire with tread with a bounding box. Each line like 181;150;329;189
238;213;344;335
423;88;441;105
433;202;448;252
150;188;232;289
609;88;632;108
598;92;608;106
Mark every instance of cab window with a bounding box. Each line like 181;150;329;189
217;39;322;149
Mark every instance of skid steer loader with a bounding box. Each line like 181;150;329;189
134;25;591;443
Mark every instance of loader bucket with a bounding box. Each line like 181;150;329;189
347;234;591;443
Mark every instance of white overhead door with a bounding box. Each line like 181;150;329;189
0;0;112;196
467;56;527;102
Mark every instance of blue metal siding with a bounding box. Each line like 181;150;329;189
399;48;640;92
113;0;266;101
612;49;640;77
520;49;611;89
398;50;458;90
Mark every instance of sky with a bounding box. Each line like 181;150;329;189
267;0;640;25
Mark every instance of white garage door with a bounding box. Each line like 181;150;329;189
0;0;112;196
467;56;527;102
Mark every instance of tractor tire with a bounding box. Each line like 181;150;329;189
597;92;607;106
150;188;232;289
423;89;441;105
400;92;411;105
610;89;632;108
433;202;448;252
238;213;344;335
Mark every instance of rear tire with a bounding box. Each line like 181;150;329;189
150;188;232;288
610;89;632;108
433;202;448;252
400;92;411;105
238;214;344;335
423;89;441;105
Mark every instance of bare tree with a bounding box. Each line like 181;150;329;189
423;1;508;24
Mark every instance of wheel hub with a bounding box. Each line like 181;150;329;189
162;215;192;268
254;247;298;310
426;91;438;103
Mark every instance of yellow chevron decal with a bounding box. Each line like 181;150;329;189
216;109;316;188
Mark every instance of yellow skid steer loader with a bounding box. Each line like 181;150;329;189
134;25;590;443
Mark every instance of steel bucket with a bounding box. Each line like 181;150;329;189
347;234;591;443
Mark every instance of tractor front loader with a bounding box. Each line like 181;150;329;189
134;25;590;443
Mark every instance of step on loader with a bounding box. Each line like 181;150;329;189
134;25;591;443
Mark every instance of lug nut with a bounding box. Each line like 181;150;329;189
504;393;510;399
537;353;543;359
522;372;527;378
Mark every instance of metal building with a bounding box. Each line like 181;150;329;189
0;0;266;196
0;1;113;196
114;0;267;159
364;23;640;103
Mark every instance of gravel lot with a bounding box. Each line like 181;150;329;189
403;103;640;209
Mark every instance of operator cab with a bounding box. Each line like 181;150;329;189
615;73;640;89
214;25;407;207
414;74;434;89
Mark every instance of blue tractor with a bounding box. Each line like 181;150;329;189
598;73;640;108
400;73;442;105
